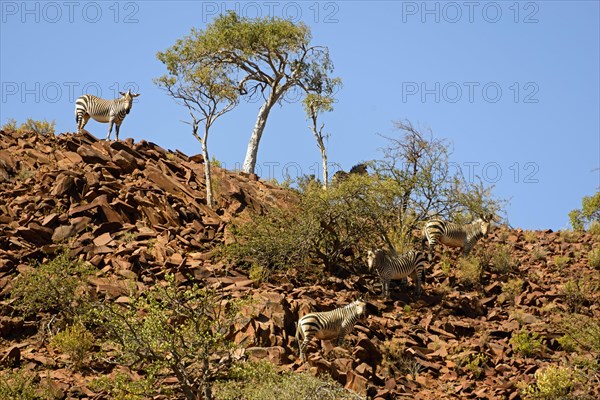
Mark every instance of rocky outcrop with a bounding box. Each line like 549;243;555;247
0;129;598;399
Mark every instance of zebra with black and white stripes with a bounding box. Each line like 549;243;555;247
421;215;494;262
367;248;427;298
295;299;367;361
75;89;140;140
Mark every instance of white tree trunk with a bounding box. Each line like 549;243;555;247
320;144;328;189
202;133;214;208
242;97;277;174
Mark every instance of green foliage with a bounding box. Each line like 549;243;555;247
2;118;55;135
228;174;398;274
523;231;537;243
489;244;516;273
0;369;57;400
559;229;580;243
499;278;524;305
456;256;483;288
510;331;543;357
211;156;223;168
558;314;600;355
379;338;422;378
562;278;594;313
520;365;580;399
0;369;37;400
569;191;600;231
588;248;600;269
553;255;570;271
462;353;488;379
93;273;247;400
531;245;548;262
20;118;55;135
10;250;94;320
90;372;159;400
51;323;94;369
213;361;363;400
374;122;506;239
1;118;18;131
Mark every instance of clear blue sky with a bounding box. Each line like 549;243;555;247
1;1;598;230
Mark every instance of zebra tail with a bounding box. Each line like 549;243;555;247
295;322;301;348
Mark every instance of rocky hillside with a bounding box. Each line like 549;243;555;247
0;129;598;399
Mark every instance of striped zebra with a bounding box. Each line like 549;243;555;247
367;248;427;298
421;215;494;262
75;90;140;140
295;299;367;361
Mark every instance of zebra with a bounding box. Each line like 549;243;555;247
367;248;427;298
75;89;140;140
421;214;494;262
295;299;367;361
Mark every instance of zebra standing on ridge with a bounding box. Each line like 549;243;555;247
421;214;494;262
75;89;140;140
295;299;367;361
367;248;427;299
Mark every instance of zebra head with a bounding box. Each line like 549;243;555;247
349;299;368;319
119;90;141;114
367;249;383;271
477;214;495;237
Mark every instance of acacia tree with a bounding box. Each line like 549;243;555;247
185;11;337;174
155;47;238;208
373;120;506;249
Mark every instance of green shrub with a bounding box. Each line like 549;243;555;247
0;369;37;400
569;191;600;231
462;353;488;379
10;250;94;320
90;372;159;400
227;174;395;275
553;255;570;271
0;369;57;400
521;365;580;399
456;256;482;288
558;314;600;354
1;118;18;132
2;118;56;135
213;361;363;400
94;273;247;400
490;244;515;273
531;246;548;262
559;230;580;243
589;221;600;236
523;231;537;243
562;278;594;313
20;118;55;135
510;331;543;357
51;323;94;369
588;248;600;269
380;337;422;378
499;278;524;305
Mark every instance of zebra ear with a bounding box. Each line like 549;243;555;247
132;93;140;97
119;91;126;96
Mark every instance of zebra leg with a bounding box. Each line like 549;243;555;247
78;114;90;133
299;337;311;361
426;239;435;263
412;270;422;296
462;243;473;257
107;121;114;140
382;279;390;299
335;328;348;346
115;123;121;141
